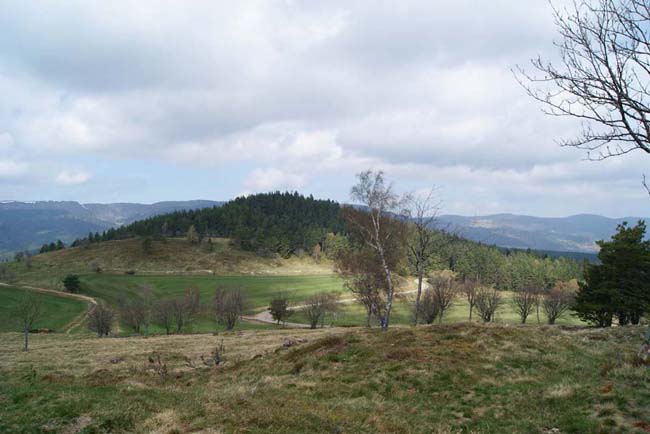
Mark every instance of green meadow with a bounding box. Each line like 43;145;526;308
0;286;88;333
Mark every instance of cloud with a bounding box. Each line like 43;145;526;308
0;0;646;215
0;159;27;178
244;168;305;192
55;170;92;186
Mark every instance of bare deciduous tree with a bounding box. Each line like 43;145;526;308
88;303;115;337
304;292;340;329
213;287;246;330
543;284;575;324
154;299;175;335
337;246;387;327
15;293;42;351
405;189;442;325
518;0;650;163
184;287;201;326
520;0;650;353
429;273;456;323
475;287;502;323
118;297;146;334
269;293;293;326
418;289;440;324
171;287;202;332
511;286;540;324
345;171;408;330
461;279;478;322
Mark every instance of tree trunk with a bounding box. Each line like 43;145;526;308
413;270;423;325
469;304;473;321
379;248;394;331
23;327;29;352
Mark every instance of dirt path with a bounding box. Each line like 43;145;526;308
244;279;427;328
0;282;98;334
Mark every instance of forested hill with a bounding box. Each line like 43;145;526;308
85;192;343;256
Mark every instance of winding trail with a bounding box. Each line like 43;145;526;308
244;278;427;328
0;282;98;334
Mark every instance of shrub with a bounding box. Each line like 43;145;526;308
63;274;81;293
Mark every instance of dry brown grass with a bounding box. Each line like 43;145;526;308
0;328;349;377
10;238;335;289
2;324;650;434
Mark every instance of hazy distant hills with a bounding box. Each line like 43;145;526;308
1;199;645;259
439;213;648;253
0;200;222;256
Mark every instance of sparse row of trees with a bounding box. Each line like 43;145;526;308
413;273;575;326
88;287;342;337
338;170;582;330
89;287;245;337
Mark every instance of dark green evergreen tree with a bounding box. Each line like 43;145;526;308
573;221;650;326
63;274;82;294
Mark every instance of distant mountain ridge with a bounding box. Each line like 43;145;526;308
0;200;222;256
1;199;645;258
438;213;648;253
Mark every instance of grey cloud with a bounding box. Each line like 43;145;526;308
0;0;647;216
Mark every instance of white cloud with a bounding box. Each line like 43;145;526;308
244;168;305;192
0;0;647;215
55;170;92;186
0;159;26;178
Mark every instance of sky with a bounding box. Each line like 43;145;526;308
0;0;648;217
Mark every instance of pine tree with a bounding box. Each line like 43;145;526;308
573;221;650;326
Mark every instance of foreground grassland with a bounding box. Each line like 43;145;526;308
1;324;649;434
0;286;88;333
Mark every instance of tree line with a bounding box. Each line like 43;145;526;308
336;171;586;330
88;287;242;337
85;288;339;338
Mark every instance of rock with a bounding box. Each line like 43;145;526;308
638;342;650;365
283;339;297;347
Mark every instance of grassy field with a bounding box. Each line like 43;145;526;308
79;273;344;312
0;238;346;334
77;273;344;334
0;238;584;334
1;324;648;433
0;286;88;333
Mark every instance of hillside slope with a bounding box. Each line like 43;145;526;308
5;237;335;288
